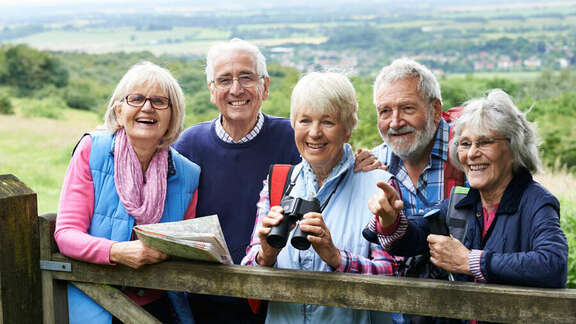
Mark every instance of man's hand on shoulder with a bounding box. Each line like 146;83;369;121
354;148;387;172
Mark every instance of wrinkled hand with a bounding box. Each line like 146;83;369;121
368;181;404;228
298;212;341;268
427;234;472;275
354;148;386;172
256;205;290;267
109;240;168;269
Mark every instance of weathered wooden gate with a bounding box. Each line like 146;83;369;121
2;174;576;323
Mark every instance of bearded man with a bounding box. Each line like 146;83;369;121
371;58;465;324
372;58;457;219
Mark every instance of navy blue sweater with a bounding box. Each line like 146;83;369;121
173;114;301;264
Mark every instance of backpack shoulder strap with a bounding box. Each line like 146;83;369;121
446;186;470;242
249;164;295;315
268;164;296;206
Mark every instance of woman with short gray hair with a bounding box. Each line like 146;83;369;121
449;89;541;174
242;72;397;323
368;88;568;289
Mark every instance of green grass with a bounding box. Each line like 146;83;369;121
560;197;576;288
0;102;101;214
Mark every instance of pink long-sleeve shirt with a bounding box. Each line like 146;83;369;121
54;136;198;304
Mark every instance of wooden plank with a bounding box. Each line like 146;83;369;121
0;174;42;324
47;255;576;323
0;274;3;323
39;213;68;324
71;282;161;324
41;277;69;324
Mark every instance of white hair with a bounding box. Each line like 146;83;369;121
449;89;541;174
373;58;442;107
290;72;358;136
205;38;269;84
103;61;185;147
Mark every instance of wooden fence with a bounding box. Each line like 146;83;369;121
2;174;576;323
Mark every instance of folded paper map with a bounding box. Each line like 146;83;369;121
134;215;232;264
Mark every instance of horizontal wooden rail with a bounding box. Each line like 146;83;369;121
38;213;576;323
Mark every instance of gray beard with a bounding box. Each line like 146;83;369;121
380;116;438;162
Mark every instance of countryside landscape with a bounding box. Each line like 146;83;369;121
0;0;575;287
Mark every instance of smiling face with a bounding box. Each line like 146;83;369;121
114;82;171;148
457;127;514;197
293;108;350;176
209;49;269;128
375;77;441;161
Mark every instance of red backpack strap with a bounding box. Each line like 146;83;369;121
441;106;464;124
268;164;295;206
248;164;295;315
444;120;465;198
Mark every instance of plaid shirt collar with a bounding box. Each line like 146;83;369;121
388;118;450;176
215;111;264;144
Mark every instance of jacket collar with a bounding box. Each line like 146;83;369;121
455;168;534;215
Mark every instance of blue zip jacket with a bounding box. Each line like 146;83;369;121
390;168;568;288
67;131;200;324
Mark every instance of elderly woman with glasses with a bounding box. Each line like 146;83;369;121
367;89;568;289
55;61;199;324
242;72;397;324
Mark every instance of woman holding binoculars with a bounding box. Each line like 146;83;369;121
242;72;398;324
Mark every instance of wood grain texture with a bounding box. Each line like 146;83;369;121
72;282;161;324
37;213;576;323
0;174;42;324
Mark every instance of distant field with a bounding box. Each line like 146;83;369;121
4;27;230;55
238;22;360;30
4;26;327;55
440;1;576;14
446;71;542;81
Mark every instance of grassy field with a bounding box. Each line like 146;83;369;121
0;105;101;214
3;26;327;56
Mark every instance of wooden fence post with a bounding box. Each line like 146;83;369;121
0;174;42;324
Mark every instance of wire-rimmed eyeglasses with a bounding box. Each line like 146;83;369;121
455;137;509;152
211;73;264;90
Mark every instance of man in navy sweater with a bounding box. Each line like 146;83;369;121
173;38;301;324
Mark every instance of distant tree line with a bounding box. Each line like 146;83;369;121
0;45;575;170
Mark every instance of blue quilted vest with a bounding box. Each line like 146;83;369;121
67;131;200;324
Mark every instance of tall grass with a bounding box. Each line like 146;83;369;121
0;102;101;213
535;169;576;288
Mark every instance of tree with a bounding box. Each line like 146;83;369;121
4;45;68;90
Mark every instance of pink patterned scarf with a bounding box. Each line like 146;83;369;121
113;128;168;225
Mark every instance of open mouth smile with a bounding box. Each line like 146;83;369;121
136;118;157;125
229;100;250;106
469;164;489;171
307;143;327;149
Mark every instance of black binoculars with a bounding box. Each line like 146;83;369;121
266;196;321;250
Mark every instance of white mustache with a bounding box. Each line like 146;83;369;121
387;125;416;135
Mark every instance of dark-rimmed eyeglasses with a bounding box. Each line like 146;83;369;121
124;94;170;110
211;73;264;90
456;137;509;152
